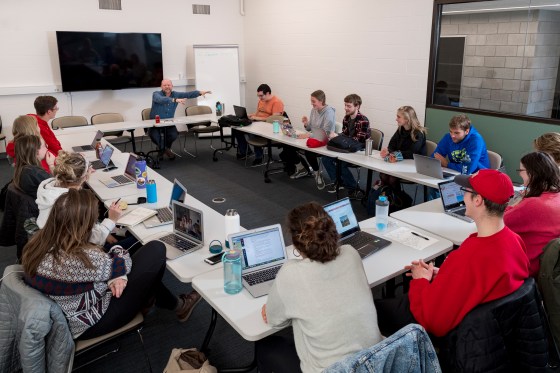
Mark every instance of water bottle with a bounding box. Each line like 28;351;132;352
461;154;471;175
375;195;389;232
224;209;240;249
223;248;242;294
135;157;147;189
95;140;103;159
272;120;280;133
216;101;223;116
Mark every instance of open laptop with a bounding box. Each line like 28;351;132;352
324;198;391;259
311;127;328;142
100;153;137;188
90;145;115;170
438;179;474;223
228;224;287;298
156;201;204;260
413;154;455;179
233;105;254;125
143;179;188;228
72;130;104;152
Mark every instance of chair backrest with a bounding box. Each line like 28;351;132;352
425;140;437;157
91;113;124;125
265;115;285;124
51;116;88;130
440;277;549;372
185;105;212;116
370;128;384;151
141;108;151;121
487;150;503;170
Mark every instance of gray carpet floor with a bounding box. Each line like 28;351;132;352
1;136;390;373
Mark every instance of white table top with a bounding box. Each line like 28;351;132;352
192;217;453;341
390;199;476;246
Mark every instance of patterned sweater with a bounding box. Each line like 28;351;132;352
25;246;131;338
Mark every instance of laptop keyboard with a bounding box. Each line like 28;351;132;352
243;266;281;285
345;232;374;249
159;234;198;252
156;207;173;223
111;175;132;184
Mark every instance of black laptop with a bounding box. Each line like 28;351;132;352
233;105;254;125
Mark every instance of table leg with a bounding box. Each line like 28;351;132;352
213;125;236;161
365;169;373;200
200;308;218;354
127;129;139;154
335;159;342;199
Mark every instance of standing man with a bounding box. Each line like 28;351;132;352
29;96;62;156
149;79;211;159
235;84;284;166
322;94;371;196
432;114;489;174
375;170;529;338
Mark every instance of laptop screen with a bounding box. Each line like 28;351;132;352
173;202;203;241
233;105;248;119
91;130;104;147
323;197;360;239
230;226;286;270
124;154;137;179
168;179;187;209
439;180;466;209
99;146;114;166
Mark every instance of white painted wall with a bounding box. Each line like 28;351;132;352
0;0;245;150
242;0;434;146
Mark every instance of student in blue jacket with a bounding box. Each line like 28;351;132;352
432;114;489;174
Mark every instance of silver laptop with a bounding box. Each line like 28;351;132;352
143;179;188;228
156;201;204;260
324;198;391;259
100;154;137;188
311;127;328;142
90;145;115;170
228;224;287;298
438;179;474;223
414;154;455;179
72;130;104;152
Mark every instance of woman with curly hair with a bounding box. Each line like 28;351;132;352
258;202;382;373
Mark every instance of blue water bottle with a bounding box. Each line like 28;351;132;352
272;120;280;133
375;195;389;232
135;157;147;189
223;248;242;294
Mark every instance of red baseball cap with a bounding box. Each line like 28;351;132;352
454;169;513;204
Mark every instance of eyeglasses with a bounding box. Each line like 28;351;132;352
50;107;59;112
460;187;475;194
516;168;526;173
257;93;265;98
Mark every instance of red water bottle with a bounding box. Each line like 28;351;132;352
155;115;160;124
95;140;103;159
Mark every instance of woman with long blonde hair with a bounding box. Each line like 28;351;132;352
6;115;56;172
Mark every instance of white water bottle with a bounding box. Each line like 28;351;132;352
224;209;240;248
375;196;389;232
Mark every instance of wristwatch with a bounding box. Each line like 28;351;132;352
172;98;176;103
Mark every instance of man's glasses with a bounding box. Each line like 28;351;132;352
50;107;59;112
257;94;265;99
460;187;475;194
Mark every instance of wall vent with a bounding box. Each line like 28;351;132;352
193;4;210;15
99;0;122;10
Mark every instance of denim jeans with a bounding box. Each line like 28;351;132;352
234;132;263;158
322;156;357;189
323;324;442;373
148;127;178;150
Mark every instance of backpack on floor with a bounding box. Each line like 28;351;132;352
366;184;413;216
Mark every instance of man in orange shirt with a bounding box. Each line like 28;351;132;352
236;84;284;166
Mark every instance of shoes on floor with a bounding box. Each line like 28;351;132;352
236;150;254;160
252;158;264;167
291;167;309;179
176;290;202;322
327;183;344;194
348;188;365;200
315;172;325;190
164;149;176;160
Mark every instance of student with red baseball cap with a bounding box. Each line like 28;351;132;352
375;169;529;338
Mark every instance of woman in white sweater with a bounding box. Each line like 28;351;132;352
259;202;382;373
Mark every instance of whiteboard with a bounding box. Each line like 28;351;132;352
194;45;240;117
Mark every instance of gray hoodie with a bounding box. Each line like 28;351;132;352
305;105;336;136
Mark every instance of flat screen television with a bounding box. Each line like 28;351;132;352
55;31;163;92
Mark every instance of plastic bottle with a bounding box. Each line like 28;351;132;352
375;195;389;232
224;209;240;249
95;140;103;159
155;115;160;124
216;101;223;116
461;154;471;175
223;248;242;294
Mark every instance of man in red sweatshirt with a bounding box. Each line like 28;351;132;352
28;96;62;155
376;169;529;338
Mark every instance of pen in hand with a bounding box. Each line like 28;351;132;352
411;231;429;241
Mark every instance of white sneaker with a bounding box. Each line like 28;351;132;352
315;172;325;190
291;167;309;179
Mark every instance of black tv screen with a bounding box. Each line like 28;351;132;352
56;31;163;92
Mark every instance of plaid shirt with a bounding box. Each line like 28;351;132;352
342;111;370;143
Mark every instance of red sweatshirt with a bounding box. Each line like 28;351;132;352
28;114;62;155
408;226;529;337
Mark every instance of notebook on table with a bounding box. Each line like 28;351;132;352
413;154;455;179
143;179;188;228
72;130;104;152
100;153;137;188
233;105;254;125
228;224;287;298
155;201;204;260
323;198;391;259
438;180;474;223
90;145;115;170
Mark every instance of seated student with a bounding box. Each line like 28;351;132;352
375;170;529;338
378;106;426;190
283;90;335;190
22;189;200;339
259;202;382;373
13;135;55;200
7;115;57;173
29;95;63;156
35;151;128;249
322;94;371;196
432;114;489;174
534;132;560;167
504;152;560;277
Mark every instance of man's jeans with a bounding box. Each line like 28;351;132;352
148;127;178;150
322;156;357;189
